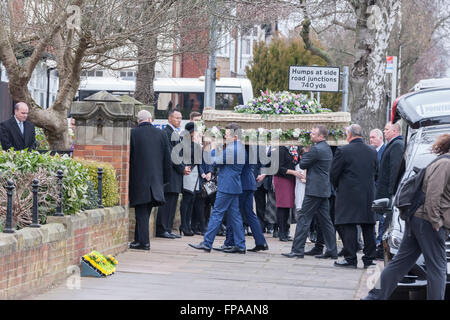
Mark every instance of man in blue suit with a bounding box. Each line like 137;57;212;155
216;144;269;253
189;123;247;253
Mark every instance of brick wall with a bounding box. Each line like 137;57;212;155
0;206;128;300
73;145;130;205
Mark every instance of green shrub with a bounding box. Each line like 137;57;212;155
76;160;119;208
35;127;50;150
0;150;91;217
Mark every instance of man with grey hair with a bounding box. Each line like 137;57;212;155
0;102;36;151
137;110;152;123
331;124;378;268
129;109;171;250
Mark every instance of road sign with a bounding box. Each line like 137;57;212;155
386;56;394;73
289;66;340;92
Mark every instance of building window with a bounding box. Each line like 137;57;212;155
242;38;251;55
95;70;103;77
120;70;136;79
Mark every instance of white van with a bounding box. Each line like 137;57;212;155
77;76;254;129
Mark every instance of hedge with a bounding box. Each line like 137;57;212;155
0;150;119;229
76;160;119;208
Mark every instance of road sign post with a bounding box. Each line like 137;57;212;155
289;65;348;112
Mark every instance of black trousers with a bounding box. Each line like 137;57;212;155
181;191;205;232
276;207;290;238
255;185;268;229
156;192;179;235
340;223;376;265
134;203;153;245
311;196;339;251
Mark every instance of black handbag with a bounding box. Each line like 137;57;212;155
202;176;217;197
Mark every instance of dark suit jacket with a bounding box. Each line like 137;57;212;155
299;140;333;198
129;122;171;208
0;117;36;151
163;125;186;194
376;135;404;199
241;146;257;192
331;138;378;225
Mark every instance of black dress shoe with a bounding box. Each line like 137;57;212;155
156;232;176;239
273;230;279;238
188;242;211;252
170;232;181;239
334;260;357;269
279;237;289;242
129;241;141;249
315;252;338;259
213;245;233;251
248;243;269;252
129;242;150;250
281;252;304;258
363;261;376;269
337;248;346;257
179;228;194;236
223;246;246;254
304;247;323;256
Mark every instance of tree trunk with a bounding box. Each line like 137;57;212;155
134;34;158;105
349;0;400;138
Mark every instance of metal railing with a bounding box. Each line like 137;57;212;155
2;167;104;233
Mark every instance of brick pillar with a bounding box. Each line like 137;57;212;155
70;91;137;206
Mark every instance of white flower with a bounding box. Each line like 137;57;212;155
293;128;301;138
258;127;267;135
210;126;221;137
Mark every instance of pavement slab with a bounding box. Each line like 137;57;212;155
27;230;374;300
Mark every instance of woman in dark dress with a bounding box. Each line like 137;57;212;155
273;145;303;241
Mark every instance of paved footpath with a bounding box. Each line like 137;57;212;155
28;228;379;300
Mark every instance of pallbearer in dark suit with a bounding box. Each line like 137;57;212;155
156;109;190;239
0;102;36;151
129;110;171;250
332;124;378;268
282;125;337;258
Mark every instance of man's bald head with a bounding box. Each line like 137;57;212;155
14;102;29;122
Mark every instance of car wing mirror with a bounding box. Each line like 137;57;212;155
372;198;391;213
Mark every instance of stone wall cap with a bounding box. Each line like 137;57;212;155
84;91;122;102
119;95;143;105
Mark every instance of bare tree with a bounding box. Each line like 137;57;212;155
0;0;210;149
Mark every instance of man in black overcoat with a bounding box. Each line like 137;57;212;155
129;110;171;250
0;102;36;151
156;109;190;238
331;124;378;268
